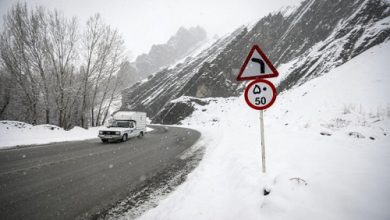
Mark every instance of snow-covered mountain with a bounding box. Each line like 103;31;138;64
136;37;390;220
121;0;390;124
134;26;207;77
115;26;207;88
116;39;390;220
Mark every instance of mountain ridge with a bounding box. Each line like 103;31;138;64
121;0;390;124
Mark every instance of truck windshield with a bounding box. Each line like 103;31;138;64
110;121;130;128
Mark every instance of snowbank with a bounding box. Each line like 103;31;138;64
0;121;101;149
136;42;390;220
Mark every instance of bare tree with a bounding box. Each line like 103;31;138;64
0;3;41;124
92;28;125;126
80;14;125;127
0;4;128;128
24;7;52;124
0;70;11;118
43;10;78;127
79;14;104;128
100;73;124;125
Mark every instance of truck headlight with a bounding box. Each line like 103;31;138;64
99;131;103;135
115;131;120;135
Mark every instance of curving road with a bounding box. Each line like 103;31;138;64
0;125;200;220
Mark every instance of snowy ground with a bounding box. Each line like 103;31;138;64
136;42;390;220
0;121;102;149
0;42;388;220
0;121;154;149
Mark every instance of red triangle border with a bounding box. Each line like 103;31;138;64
236;44;279;81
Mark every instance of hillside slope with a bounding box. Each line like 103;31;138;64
121;0;390;124
133;40;390;220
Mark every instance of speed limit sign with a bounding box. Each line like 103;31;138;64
244;79;277;110
237;45;279;174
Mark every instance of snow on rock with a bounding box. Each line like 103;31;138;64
136;42;390;220
167;37;219;70
0;121;101;149
123;0;389;125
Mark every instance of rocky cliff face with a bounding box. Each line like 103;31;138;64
117;26;207;88
121;27;245;122
134;26;207;77
122;0;390;124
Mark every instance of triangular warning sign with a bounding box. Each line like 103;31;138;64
236;45;279;81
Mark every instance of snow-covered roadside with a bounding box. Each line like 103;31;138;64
136;42;390;220
0;121;102;149
0;120;154;149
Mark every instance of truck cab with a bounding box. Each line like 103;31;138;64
98;111;146;143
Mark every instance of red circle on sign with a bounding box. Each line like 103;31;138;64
244;79;277;110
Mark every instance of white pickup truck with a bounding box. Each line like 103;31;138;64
98;111;147;143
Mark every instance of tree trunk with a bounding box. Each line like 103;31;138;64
45;109;50;124
80;76;89;128
0;96;10;118
31;102;38;125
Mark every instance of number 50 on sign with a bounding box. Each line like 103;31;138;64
244;79;277;110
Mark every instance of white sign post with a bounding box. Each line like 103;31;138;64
260;110;266;173
244;79;277;173
237;45;279;174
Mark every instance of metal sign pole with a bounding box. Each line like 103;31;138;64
238;45;278;175
260;110;266;173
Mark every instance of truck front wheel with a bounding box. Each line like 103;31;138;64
101;139;108;143
138;131;144;138
121;134;128;142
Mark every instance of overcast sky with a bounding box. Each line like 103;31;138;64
0;0;302;59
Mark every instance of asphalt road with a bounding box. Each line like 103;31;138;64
0;125;200;220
